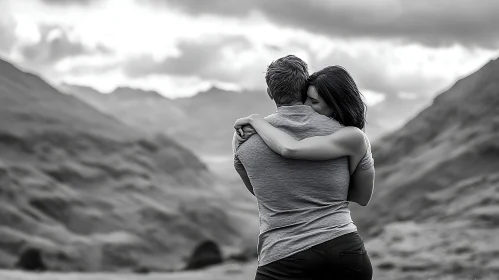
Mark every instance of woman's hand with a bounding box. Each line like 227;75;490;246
234;114;261;142
234;114;262;130
235;126;257;142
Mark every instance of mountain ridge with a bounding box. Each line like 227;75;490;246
351;57;499;279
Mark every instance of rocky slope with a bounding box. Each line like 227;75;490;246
0;58;257;272
351;58;499;279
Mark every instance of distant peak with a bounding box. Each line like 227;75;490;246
110;86;167;99
0;57;15;68
58;82;104;96
61;82;96;91
432;55;498;106
197;86;241;97
485;56;499;68
201;86;225;94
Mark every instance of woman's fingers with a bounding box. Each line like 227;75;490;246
234;118;246;129
236;132;245;142
235;125;256;144
234;114;262;129
242;125;256;134
234;116;252;129
234;115;260;143
241;126;256;139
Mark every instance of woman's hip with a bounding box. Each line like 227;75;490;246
315;232;373;279
255;232;373;280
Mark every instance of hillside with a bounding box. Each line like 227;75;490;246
59;84;276;157
351;58;499;279
0;58;258;272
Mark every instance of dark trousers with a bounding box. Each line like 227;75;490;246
255;232;372;280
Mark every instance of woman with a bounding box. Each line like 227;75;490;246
235;66;375;206
235;66;374;279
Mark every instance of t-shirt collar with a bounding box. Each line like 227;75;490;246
276;104;314;114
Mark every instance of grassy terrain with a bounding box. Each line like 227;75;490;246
1;261;498;280
0;262;257;280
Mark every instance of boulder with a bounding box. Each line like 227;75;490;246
15;248;47;271
185;240;223;270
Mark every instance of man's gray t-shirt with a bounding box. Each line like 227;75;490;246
234;105;370;266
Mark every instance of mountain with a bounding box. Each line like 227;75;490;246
0;58;257;272
61;84;405;177
57;83;187;136
59;85;278;177
110;86;166;99
60;85;276;156
351;58;499;279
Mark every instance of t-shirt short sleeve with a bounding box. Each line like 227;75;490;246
232;131;243;167
357;134;374;170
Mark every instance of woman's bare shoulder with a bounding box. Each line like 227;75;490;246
328;127;367;151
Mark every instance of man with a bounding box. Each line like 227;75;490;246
232;55;372;279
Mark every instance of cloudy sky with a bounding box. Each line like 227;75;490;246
1;0;498;107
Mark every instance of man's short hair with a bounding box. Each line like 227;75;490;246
265;55;309;105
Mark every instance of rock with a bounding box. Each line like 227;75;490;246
133;266;150;274
15;248;46;271
185;240;223;270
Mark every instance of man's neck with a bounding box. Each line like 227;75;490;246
276;101;303;107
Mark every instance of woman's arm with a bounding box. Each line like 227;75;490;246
347;135;375;206
234;114;375;205
234;114;367;169
348;167;375;206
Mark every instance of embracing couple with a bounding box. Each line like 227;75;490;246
232;55;375;280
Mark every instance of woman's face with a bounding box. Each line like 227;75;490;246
304;86;334;117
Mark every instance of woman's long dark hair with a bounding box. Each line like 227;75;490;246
308;66;366;129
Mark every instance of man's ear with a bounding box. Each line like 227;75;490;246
267;88;273;100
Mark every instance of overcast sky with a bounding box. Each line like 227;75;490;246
1;0;498;106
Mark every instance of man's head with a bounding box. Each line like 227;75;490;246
265;55;309;106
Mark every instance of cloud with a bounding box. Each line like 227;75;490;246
122;33;456;101
40;0;98;6
123;35;269;88
20;25;113;65
306;46;449;101
65;62;119;76
141;0;499;49
0;3;17;54
0;25;16;54
292;42;459;127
